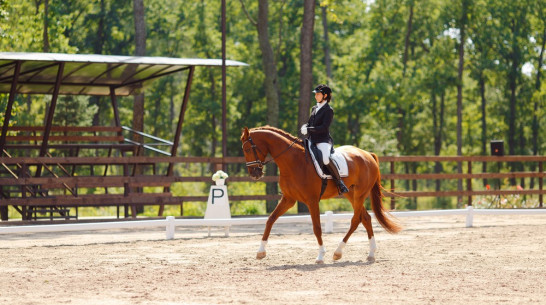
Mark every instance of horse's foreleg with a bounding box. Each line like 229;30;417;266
257;196;295;260
308;203;326;264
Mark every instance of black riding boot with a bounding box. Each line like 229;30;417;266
326;158;349;194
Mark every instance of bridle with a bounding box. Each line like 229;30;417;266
242;135;298;169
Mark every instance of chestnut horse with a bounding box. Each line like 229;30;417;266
241;126;401;264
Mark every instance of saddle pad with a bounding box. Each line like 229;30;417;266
307;141;349;179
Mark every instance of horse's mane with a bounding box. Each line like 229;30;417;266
249;125;304;148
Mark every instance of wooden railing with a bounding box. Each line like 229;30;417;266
0;155;544;220
379;156;544;209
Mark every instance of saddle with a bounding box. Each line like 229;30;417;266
304;139;349;179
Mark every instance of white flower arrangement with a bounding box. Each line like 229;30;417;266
212;170;229;182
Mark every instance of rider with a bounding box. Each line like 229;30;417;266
301;84;349;194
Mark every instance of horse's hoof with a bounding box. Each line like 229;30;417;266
315;259;325;264
333;252;342;261
367;256;375;263
256;251;266;259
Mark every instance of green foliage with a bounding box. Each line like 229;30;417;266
54;96;98;126
2;0;544;216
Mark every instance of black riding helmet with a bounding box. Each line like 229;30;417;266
312;84;332;102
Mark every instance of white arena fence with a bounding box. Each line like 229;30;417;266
1;206;545;239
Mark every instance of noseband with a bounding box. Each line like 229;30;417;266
242;136;268;169
242;135;298;169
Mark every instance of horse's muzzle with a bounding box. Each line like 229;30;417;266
249;167;264;180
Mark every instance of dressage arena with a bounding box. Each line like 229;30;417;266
1;214;545;304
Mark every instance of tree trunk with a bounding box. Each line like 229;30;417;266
209;69;218;173
507;48;518;185
257;0;280;213
170;79;175;126
530;27;545;189
397;2;414;152
479;74;488;187
432;90;446;192
132;0;146;144
321;5;332;79
92;0;106;128
43;0;49;52
297;0;316;131
402;2;414;77
296;0;315;214
258;0;280;128
456;0;468;206
132;0;146;216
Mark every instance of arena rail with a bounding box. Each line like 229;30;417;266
2;207;546;238
1;155;543;221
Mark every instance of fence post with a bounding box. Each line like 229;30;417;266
538;161;544;208
466;205;474;228
325;211;334;233
166;216;175;239
467;161;472;206
390;161;395;209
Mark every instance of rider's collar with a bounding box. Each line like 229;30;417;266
316;101;327;111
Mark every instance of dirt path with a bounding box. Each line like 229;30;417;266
1;214;545;304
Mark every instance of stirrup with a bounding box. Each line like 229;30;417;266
337;182;349;194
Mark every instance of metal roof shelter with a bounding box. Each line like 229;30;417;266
0;52;247;221
0;52;247;154
0;52;246;96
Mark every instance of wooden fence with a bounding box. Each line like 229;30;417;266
0;155;544;220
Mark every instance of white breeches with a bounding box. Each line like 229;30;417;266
316;142;332;165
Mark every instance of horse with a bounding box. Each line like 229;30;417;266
240;126;401;264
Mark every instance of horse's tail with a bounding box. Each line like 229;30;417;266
370;153;402;234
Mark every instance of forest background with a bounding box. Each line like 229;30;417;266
0;0;544;213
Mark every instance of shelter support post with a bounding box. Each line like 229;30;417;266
36;62;64;177
109;87;122;132
160;66;194;216
110;87;127;217
0;61;21;153
0;61;20;221
169;66;195;162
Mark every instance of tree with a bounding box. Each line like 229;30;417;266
42;0;49;52
297;0;315;132
491;0;533;182
132;0;146;142
240;0;281;212
320;2;332;80
132;0;146;215
455;0;469;205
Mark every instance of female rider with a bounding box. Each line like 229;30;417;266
301;84;349;194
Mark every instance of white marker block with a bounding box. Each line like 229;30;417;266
204;185;231;236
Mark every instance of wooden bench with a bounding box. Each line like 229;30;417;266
5;126;125;143
3;125;137;154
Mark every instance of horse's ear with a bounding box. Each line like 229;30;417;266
243;127;249;138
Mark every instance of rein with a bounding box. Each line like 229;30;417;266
242;135;298;169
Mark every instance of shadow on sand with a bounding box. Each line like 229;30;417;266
266;259;385;271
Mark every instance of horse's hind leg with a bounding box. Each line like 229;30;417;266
256;196;296;259
360;208;376;262
333;192;365;261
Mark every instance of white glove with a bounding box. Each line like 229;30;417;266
300;124;308;135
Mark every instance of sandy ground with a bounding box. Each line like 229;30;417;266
1;214;546;305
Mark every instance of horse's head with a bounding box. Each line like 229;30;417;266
240;127;267;180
